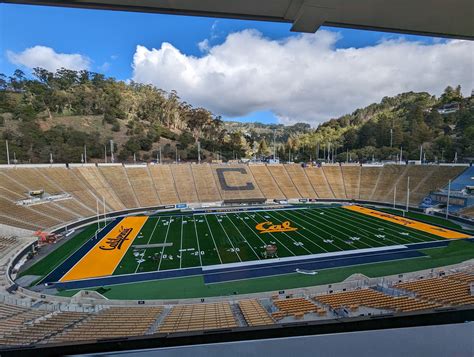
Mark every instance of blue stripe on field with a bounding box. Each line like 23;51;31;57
52;267;202;290
203;248;410;274
49;238;473;290
41;218;121;285
202;250;426;284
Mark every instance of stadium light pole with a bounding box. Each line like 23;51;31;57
406;176;410;213
96;199;99;239
393;185;397;209
446;179;451;219
110;140;115;163
273;129;276;161
103;196;106;228
5;140;10;165
197;141;201;164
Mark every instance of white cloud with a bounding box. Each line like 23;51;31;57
132;30;474;125
98;61;111;72
197;39;210;53
7;45;90;72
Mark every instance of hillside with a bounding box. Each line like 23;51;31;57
0;68;473;164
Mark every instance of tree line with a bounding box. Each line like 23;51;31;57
0;68;472;164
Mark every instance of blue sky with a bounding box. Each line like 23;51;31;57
0;3;464;125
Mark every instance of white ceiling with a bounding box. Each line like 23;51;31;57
3;0;474;39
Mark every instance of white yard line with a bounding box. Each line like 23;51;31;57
134;217;161;274
214;215;243;262
157;217;173;271
269;210;331;253
307;208;408;247
329;208;437;243
193;216;203;266
290;209;374;249
243;212;297;256
253;211;314;255
203;215;224;264
228;213;271;250
225;214;261;260
179;218;184;269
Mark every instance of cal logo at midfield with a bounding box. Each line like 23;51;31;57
255;221;298;234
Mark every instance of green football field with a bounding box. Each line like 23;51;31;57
111;205;453;275
20;205;473;283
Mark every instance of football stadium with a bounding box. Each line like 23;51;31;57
0;0;473;355
0;163;473;353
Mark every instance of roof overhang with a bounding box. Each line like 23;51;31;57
2;0;474;40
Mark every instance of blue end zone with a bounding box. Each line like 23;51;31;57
41;218;121;285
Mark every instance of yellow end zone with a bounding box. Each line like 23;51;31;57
60;216;148;282
342;205;470;239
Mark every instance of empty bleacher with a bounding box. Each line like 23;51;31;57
341;165;361;199
0;196;62;229
460;206;474;218
447;166;474;191
314;288;440;313
304;166;334;198
36;168;99;214
0;271;473;348
45;306;163;344
394;274;474;306
271;297;322;320
322;165;347;198
191;164;222;202
148;165;180;204
171;164;199;203
266;165;301;199
370;165;406;202
125;166;160;207
0;311;88;346
0;164;470;231
158;302;237;333
249;164;285;200
212;165;264;201
98;166;139;208
73;166;125;211
414;166;466;203
284;164;317;198
358;166;382;200
0;236;19;254
238;299;274;327
1;168;63;195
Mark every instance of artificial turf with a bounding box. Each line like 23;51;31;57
113;206;452;275
56;239;474;300
19;224;99;277
21;205;473;285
